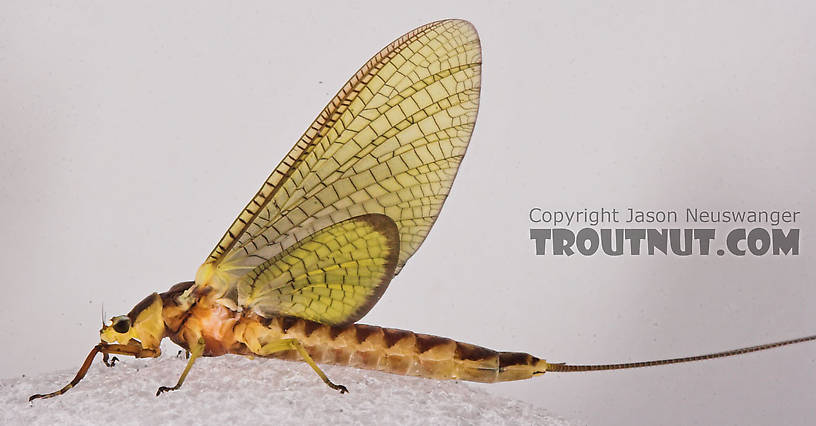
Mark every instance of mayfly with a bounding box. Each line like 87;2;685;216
30;19;814;401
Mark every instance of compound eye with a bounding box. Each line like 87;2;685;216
112;317;131;333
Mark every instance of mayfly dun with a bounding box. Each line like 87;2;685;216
30;19;814;401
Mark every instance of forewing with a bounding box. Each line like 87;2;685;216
196;19;481;304
237;214;399;325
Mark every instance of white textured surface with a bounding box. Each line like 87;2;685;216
3;353;569;425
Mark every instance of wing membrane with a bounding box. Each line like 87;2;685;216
196;20;481;314
237;214;399;325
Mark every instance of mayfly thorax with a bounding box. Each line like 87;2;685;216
30;19;814;402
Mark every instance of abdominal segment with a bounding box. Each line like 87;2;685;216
231;315;548;383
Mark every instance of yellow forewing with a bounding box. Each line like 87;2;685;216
237;214;399;325
196;20;481;321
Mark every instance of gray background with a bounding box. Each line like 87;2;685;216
2;1;814;425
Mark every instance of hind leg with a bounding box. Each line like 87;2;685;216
259;338;348;394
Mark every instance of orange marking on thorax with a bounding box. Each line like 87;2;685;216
190;300;240;356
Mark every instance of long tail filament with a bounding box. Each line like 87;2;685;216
547;334;816;372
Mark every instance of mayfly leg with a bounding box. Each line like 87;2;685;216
29;346;101;401
156;338;205;396
102;352;118;367
259;338;348;394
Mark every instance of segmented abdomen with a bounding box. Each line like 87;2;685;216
233;316;548;383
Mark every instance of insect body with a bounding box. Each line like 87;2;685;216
30;19;814;401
